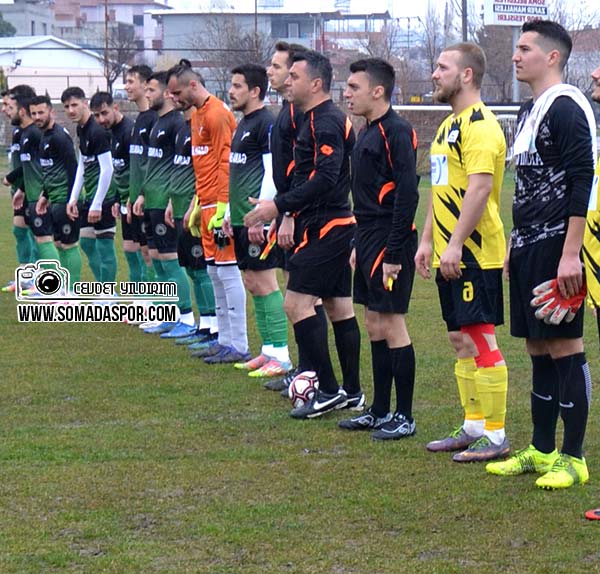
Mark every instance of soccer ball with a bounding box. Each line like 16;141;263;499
288;371;319;408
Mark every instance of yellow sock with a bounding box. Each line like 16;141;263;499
455;357;483;421
475;365;508;431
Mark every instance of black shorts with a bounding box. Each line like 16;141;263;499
436;267;504;332
120;208;144;244
79;200;116;233
510;235;584;339
24;200;53;237
232;225;281;272
277;214;302;272
13;204;26;218
144;208;177;254
353;226;417;314
50;203;80;244
176;219;206;270
287;218;355;299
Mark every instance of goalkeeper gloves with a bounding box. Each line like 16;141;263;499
530;278;586;325
189;196;202;238
208;201;227;231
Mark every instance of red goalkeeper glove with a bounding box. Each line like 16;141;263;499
530;279;586;325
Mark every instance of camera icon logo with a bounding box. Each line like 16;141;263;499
15;260;70;301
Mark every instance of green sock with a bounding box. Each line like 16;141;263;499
137;252;147;281
29;230;39;261
186;267;215;314
145;262;157;282
124;250;144;283
80;237;102;281
252;294;270;346
13;226;33;264
58;245;82;287
162;258;193;315
263;289;288;347
36;240;60;262
151;258;165;281
96;238;117;283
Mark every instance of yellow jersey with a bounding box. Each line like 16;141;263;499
430;102;506;269
583;160;600;306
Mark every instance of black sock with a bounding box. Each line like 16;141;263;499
555;353;590;459
370;339;392;417
332;316;361;395
530;354;560;454
293;315;338;394
391;344;415;421
297;304;328;371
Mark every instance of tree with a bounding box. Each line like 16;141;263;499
186;15;274;100
0;12;16;37
474;25;515;102
102;23;138;92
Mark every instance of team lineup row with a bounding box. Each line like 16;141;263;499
3;19;600;517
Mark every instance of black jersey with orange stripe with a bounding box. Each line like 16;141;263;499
271;99;303;195
351;106;419;264
274;99;355;219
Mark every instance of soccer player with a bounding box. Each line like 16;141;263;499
415;43;509;461
89;91;143;285
29;95;81;286
223;63;291;378
126;64;157;289
244;50;364;419
164;61;217;346
5;92;61;265
167;64;250;364
62;87;116;284
339;58;419;440
583;60;600;521
2;87;38;289
132;71;195;338
486;21;595;489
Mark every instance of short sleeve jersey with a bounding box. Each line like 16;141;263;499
583;160;600;307
229;107;274;226
143;109;185;210
129;109;158;203
39;123;77;203
271;99;303;195
430;102;506;270
110;115;134;205
77;115;112;202
511;97;595;249
191;95;236;205
18;123;44;202
171;119;195;219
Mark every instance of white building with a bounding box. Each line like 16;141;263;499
0;36;107;98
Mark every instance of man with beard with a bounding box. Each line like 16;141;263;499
132;71;195;337
28;95;81;287
583;61;600;520
223;63;290;376
415;43;509;462
63;87;116;284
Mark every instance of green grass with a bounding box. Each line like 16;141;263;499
0;169;599;574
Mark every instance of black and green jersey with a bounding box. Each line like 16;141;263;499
39;123;77;204
9;127;23;194
7;123;43;202
110;115;134;205
77;115;113;202
229;107;274;226
171;119;194;218
129;109;158;203
143;109;184;210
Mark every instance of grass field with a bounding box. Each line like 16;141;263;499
1;169;599;574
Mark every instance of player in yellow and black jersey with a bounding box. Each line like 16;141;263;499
415;42;509;463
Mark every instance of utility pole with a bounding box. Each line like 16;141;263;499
461;0;468;41
104;0;109;89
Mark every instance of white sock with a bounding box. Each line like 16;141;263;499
209;315;218;334
217;264;248;353
208;265;231;347
463;419;485;437
179;311;195;327
484;428;506;445
199;315;211;331
269;345;290;363
262;344;274;357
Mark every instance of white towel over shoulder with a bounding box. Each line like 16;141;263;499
511;83;597;164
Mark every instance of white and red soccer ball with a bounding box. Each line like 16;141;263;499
288;371;319;408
